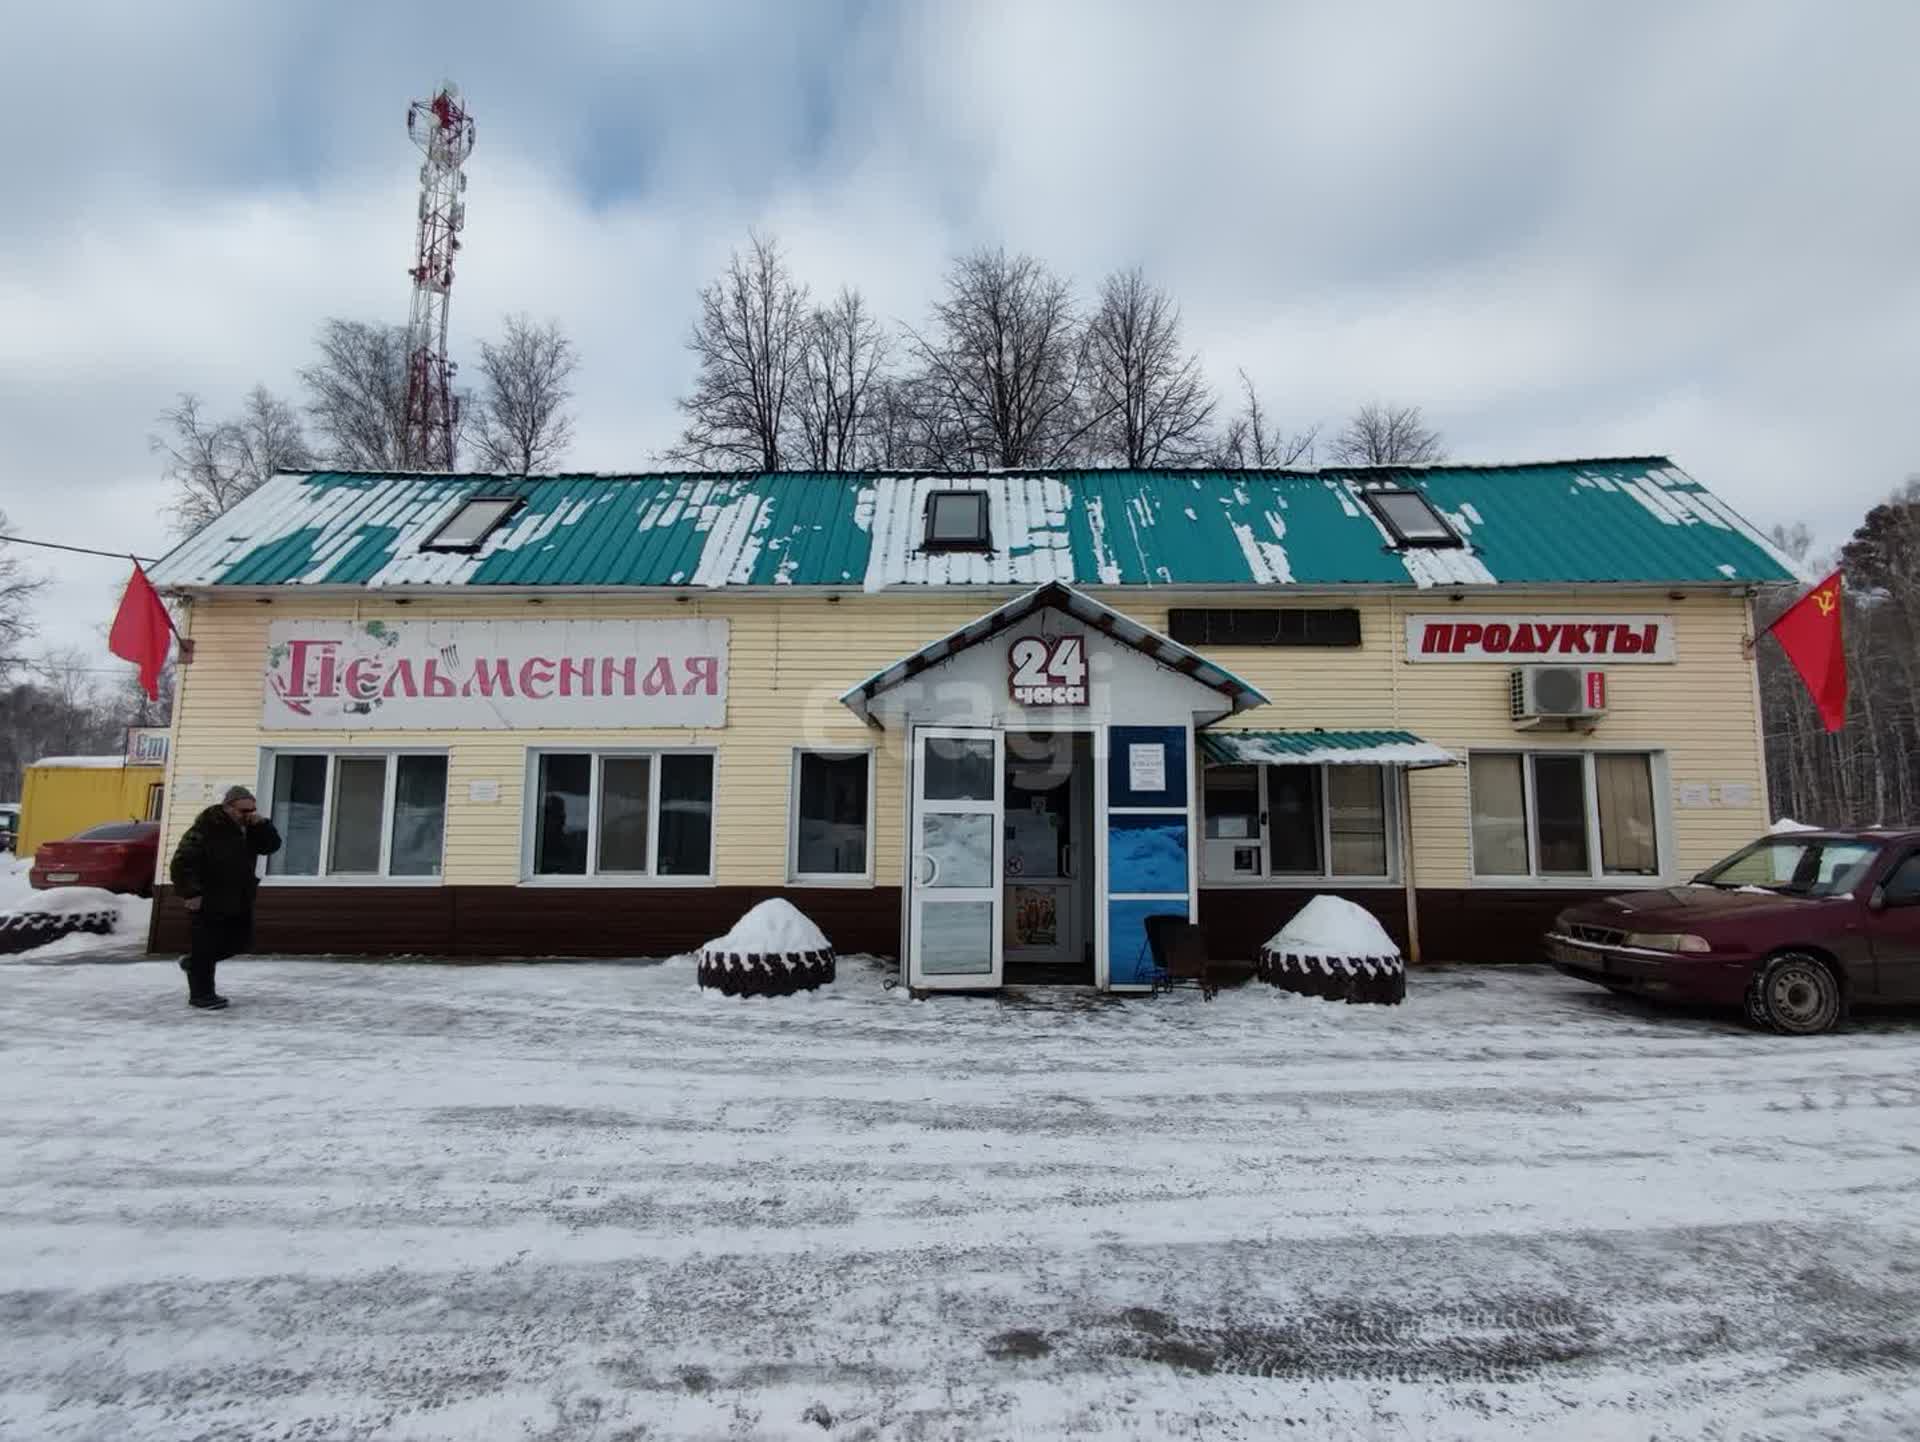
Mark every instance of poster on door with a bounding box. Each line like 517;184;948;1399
1009;885;1060;947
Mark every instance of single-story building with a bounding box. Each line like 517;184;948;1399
142;459;1797;987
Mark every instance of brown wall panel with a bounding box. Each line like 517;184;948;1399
151;886;902;960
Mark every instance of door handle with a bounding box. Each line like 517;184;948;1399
1061;843;1073;877
914;853;939;886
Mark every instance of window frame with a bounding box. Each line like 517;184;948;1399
257;747;451;885
520;746;719;886
1199;762;1401;887
421;494;523;553
1361;487;1462;549
1466;749;1670;886
787;746;877;886
921;490;992;553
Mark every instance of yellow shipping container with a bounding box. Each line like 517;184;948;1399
18;761;166;858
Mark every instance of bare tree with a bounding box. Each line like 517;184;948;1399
153;387;311;533
299;319;414;470
791;289;889;471
1081;268;1215;467
466;314;579;474
904;248;1090;469
1328;402;1446;466
1207;370;1317;468
0;512;46;666
667;233;810;471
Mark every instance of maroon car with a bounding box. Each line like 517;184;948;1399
28;821;161;897
1547;829;1920;1035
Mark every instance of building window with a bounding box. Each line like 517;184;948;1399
529;750;715;880
1362;488;1460;548
923;491;991;552
790;749;873;881
1469;752;1661;880
1167;608;1362;647
265;751;449;879
422;495;521;552
1200;763;1395;883
145;783;165;821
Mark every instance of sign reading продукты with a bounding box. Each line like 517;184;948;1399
1008;634;1088;706
261;619;729;729
1404;615;1675;663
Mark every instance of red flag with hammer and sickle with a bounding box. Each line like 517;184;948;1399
1765;569;1847;731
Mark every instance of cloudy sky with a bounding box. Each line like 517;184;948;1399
3;0;1916;669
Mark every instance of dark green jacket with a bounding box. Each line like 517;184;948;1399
169;806;282;917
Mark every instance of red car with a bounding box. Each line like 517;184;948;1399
1547;829;1920;1035
29;821;161;897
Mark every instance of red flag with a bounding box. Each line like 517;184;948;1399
1765;569;1847;732
108;563;174;702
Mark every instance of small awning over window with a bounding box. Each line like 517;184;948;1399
1199;729;1458;769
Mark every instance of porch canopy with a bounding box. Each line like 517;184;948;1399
1199;729;1459;769
839;581;1269;726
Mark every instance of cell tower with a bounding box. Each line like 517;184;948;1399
402;83;476;471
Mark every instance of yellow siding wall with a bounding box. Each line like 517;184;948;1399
160;589;1767;890
19;765;166;856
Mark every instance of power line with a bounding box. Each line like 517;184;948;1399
0;535;157;565
0;658;135;675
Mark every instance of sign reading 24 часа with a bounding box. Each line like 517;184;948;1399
261;618;729;730
1008;634;1088;706
1404;614;1675;663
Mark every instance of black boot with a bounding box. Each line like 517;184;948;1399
189;995;230;1010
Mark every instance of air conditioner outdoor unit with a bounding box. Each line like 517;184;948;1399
1510;665;1606;729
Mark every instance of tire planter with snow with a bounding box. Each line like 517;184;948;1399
696;899;836;998
1257;895;1406;1006
0;906;119;956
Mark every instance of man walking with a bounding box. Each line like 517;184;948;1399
169;785;281;1010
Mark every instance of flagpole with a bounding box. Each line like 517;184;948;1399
131;558;195;663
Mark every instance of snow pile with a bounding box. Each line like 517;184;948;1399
0;856;34;911
27;755;128;770
696;899;835;998
0;882;138;958
1769;817;1822;833
1257;895;1405;1006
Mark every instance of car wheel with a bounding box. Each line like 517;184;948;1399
1746;952;1844;1036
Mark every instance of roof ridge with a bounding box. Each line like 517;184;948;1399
276;456;1679;484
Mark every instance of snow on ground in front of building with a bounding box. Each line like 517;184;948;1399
1265;894;1399;958
2;954;1917;1441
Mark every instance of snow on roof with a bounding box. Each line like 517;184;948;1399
29;756;128;770
1199;729;1457;769
142;459;1799;594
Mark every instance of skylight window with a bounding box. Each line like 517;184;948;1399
923;491;991;552
422;495;521;552
1362;488;1461;549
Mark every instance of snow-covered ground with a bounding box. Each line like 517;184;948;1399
2;951;1917;1441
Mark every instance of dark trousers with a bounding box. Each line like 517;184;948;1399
184;912;253;999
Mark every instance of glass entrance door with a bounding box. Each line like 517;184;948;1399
908;727;1004;989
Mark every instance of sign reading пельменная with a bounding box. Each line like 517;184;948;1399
261;618;728;729
1403;615;1674;663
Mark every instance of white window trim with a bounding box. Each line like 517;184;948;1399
1465;748;1671;887
520;746;718;886
1200;762;1401;888
257;747;450;886
787;747;877;886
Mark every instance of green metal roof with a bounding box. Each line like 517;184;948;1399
1199;730;1459;768
145;458;1800;593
